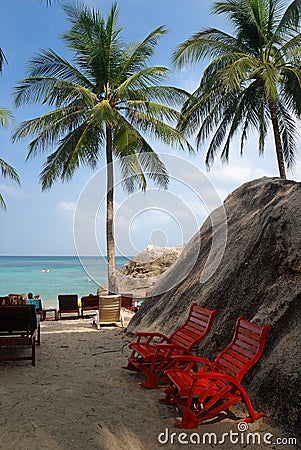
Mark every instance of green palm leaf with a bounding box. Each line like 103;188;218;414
174;0;301;178
13;2;193;291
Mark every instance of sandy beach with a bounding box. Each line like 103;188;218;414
0;313;297;450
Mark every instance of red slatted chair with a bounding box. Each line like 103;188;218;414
123;303;218;388
160;316;271;429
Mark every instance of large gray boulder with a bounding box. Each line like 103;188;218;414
128;177;301;438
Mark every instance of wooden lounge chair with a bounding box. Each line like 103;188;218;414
0;305;40;366
27;298;58;321
160;316;271;428
121;294;134;310
81;295;99;318
58;294;80;319
93;295;124;329
123;304;218;389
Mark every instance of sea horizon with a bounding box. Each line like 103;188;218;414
0;255;131;307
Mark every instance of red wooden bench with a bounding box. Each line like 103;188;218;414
160;316;271;428
0;305;40;367
123;303;218;388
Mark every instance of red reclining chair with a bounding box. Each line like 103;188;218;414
123;303;218;388
160;316;271;428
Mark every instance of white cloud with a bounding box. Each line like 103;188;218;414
0;184;23;198
57;201;76;213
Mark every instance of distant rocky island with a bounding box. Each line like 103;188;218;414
97;244;184;298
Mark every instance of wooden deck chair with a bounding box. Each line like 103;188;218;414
93;295;124;329
121;294;134;311
123;304;218;389
0;305;40;366
58;294;79;319
160;316;271;429
81;295;99;318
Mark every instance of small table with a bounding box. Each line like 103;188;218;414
41;308;58;321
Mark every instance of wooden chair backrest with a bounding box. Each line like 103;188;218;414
81;295;99;308
121;294;133;309
0;305;37;334
98;295;121;323
0;296;9;305
58;294;79;311
214;316;271;382
169;303;218;352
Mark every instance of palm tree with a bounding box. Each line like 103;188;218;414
173;0;301;179
0;49;20;209
12;3;193;293
0;108;21;209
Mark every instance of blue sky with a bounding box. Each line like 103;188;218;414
0;0;300;257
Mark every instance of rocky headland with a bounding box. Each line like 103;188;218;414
128;177;301;439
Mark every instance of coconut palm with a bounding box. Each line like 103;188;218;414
12;3;193;293
0;108;21;209
0;50;20;210
173;0;301;179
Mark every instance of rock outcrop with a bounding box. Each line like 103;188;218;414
98;244;183;298
128;177;301;438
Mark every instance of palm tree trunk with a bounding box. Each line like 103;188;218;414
268;100;286;179
106;125;117;294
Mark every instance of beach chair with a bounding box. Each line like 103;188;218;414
93;295;124;329
81;295;99;318
0;305;40;366
0;296;9;305
58;294;80;319
160;316;271;429
123;304;218;389
121;294;136;311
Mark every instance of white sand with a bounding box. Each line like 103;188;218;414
0;313;297;450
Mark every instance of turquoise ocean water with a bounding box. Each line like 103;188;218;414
0;256;130;307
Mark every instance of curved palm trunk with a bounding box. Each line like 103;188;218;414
106;125;117;294
268;100;286;179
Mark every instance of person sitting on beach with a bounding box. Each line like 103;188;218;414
28;292;40;299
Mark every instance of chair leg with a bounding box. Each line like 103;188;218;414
174;408;199;429
32;337;36;367
37;324;41;346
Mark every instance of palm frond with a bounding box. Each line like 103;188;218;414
172;28;241;68
0;47;7;72
0;159;21;185
0;193;7;210
0;107;13;128
39;122;102;190
120;25;168;77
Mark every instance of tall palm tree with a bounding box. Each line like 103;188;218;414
0;108;21;209
12;3;193;293
173;0;301;179
0;49;20;210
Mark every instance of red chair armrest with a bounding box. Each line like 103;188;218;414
170;355;213;365
155;343;184;350
135;332;168;339
135;331;169;344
